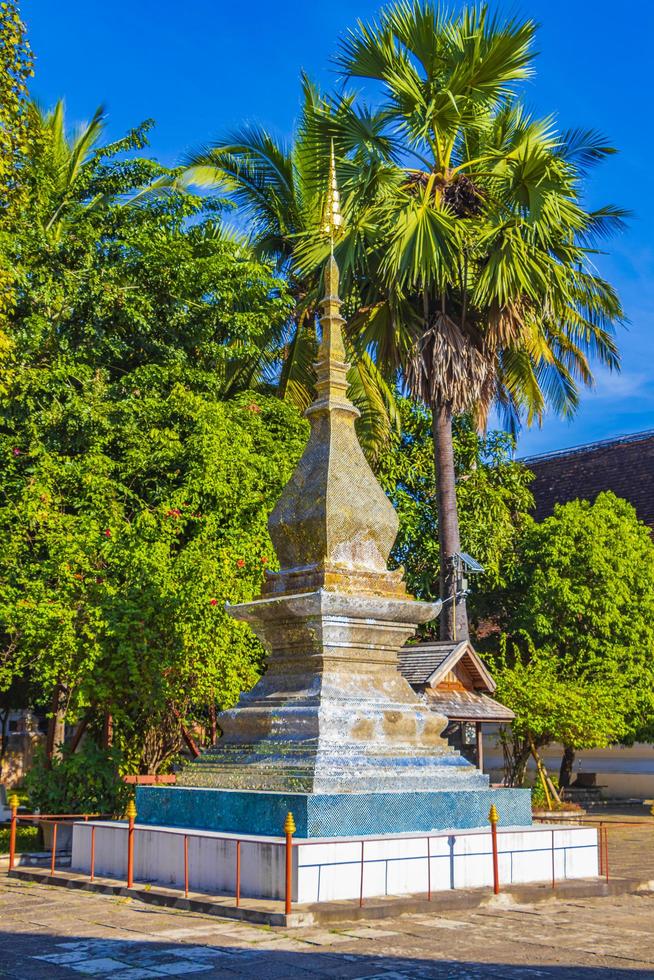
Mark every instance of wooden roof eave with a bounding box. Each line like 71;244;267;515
425;640;498;694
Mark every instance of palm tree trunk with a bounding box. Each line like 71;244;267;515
431;399;468;641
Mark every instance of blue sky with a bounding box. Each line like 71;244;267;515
23;0;654;455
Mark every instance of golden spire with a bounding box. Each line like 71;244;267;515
321;140;344;245
260;134;405;602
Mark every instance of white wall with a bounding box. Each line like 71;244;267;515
71;822;598;903
483;729;654;799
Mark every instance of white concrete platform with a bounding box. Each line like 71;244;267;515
71;821;598;903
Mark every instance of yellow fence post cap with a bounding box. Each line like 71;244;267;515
8;793;19;811
488;804;499;825
125;799;137;820
284;811;296;835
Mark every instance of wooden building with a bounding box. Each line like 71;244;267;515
398;640;514;771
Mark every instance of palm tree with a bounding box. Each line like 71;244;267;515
332;1;625;639
182;78;400;458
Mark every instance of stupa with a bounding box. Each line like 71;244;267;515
72;159;600;907
136;154;531;839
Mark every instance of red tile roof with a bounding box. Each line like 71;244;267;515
522;429;654;528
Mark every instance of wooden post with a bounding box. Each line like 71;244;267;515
284;812;295;916
476;722;484;771
126;799;136;888
8;794;19;872
489;804;500;895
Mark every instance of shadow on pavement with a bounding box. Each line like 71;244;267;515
0;930;652;979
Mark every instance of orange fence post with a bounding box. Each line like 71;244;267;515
551;829;556;888
235;840;241;908
359;840;365;908
488;804;500;895
183;835;189;898
126;799;136;889
284;812;295;916
604;825;610;883
8;794;19;872
50;823;58;877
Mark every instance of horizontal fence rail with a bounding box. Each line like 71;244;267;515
5;797;634;915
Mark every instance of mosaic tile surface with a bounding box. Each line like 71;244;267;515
136;785;531;837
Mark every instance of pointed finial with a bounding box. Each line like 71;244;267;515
322;139;343;246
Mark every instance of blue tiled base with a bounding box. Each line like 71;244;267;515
135;786;531;838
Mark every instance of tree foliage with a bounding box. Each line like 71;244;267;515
484;493;654;782
376;397;534;607
0;101;308;776
0;0;33;334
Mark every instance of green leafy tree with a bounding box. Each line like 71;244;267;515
488;641;630;786
486;493;654;784
0;1;32;221
0;103;308;778
377;398;533;611
0;0;33;336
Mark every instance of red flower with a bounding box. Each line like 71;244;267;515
12;448;20;457
260;556;268;564
245;402;261;413
209;598;218;606
236;559;246;568
104;529;111;538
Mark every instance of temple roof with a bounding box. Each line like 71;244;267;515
422;688;515;723
522;428;654;528
398;639;496;692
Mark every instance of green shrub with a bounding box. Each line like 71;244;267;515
531;774;560;810
25;742;130;816
0;825;40;854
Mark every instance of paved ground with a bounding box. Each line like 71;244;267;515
1;876;654;979
1;812;653;980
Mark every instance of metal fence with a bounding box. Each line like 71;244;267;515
5;796;610;914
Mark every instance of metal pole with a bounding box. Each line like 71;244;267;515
126;799;136;889
8;794;19;873
183;835;189;898
597;824;603;876
488;805;500;895
604;826;609;883
50;823;58;877
551;829;556;888
359;840;365;908
235;840;241;908
284;812;295;916
90;826;96;882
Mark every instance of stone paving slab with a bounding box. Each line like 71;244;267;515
2;874;654;979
